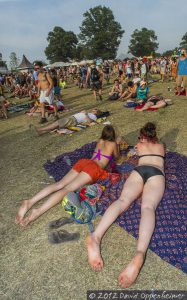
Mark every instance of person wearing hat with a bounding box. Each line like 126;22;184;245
176;49;187;96
136;81;149;101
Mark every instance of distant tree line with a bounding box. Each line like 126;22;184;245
43;5;187;63
6;6;187;66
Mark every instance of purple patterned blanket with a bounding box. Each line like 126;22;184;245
44;142;187;274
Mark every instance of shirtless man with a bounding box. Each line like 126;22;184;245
35;62;58;123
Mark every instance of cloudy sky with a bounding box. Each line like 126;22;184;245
0;0;187;64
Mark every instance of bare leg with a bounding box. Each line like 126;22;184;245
118;176;165;288
15;169;79;224
136;102;152;111
19;172;92;226
93;90;97;101
34;121;60;135
1;102;8;119
40;102;45;118
123;92;134;101
87;172;143;271
149;101;166;109
53;103;58;116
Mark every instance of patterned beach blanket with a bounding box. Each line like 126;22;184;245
44;142;187;274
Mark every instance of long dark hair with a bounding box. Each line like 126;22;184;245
139;122;158;143
100;125;116;142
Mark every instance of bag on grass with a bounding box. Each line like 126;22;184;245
61;184;104;232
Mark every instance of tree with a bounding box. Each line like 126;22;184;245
162;48;178;57
180;32;187;50
45;26;78;63
128;28;159;57
0;60;7;68
9;52;20;70
79;6;124;59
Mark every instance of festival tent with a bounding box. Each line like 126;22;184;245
17;55;34;72
46;62;69;68
0;67;9;74
70;61;79;66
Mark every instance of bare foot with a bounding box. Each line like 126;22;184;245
86;234;104;272
15;200;32;224
29;124;41;136
20;208;40;227
118;252;145;288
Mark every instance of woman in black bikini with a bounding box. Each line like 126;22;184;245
87;122;165;288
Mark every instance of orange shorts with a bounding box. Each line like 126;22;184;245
72;159;109;183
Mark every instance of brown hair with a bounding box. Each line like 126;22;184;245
100;125;116;142
139;122;158;143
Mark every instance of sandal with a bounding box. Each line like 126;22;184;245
48;229;80;244
48;217;74;229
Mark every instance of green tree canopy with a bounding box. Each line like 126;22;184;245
45;26;78;63
162;47;178;57
0;61;7;68
128;27;159;57
9;52;20;70
79;5;124;59
180;32;187;50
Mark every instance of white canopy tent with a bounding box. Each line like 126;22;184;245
46;61;70;68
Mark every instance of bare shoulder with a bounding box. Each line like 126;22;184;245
46;72;52;80
98;139;116;149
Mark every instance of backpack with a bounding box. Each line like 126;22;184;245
61;184;104;232
109;92;119;101
91;68;100;82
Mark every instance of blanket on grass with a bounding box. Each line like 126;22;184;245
44;142;187;274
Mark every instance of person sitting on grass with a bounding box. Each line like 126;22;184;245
87;122;165;288
15;125;121;226
30;108;101;135
120;81;137;101
108;79;122;100
136;81;149;103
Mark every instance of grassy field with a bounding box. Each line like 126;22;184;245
0;80;187;300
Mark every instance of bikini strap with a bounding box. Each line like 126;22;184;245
138;154;165;159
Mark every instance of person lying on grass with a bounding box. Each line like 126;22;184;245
87;122;165;289
136;95;172;111
15;125;121;226
30;108;102;135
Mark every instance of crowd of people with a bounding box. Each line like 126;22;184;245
0;49;186;121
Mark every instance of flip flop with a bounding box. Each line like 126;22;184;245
48;217;74;229
48;229;80;244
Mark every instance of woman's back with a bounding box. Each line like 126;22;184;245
91;139;117;168
136;141;165;170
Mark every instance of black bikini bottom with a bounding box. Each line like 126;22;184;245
134;165;165;183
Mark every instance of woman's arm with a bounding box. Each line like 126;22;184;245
113;142;121;160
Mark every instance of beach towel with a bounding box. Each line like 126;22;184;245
44;142;187;274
